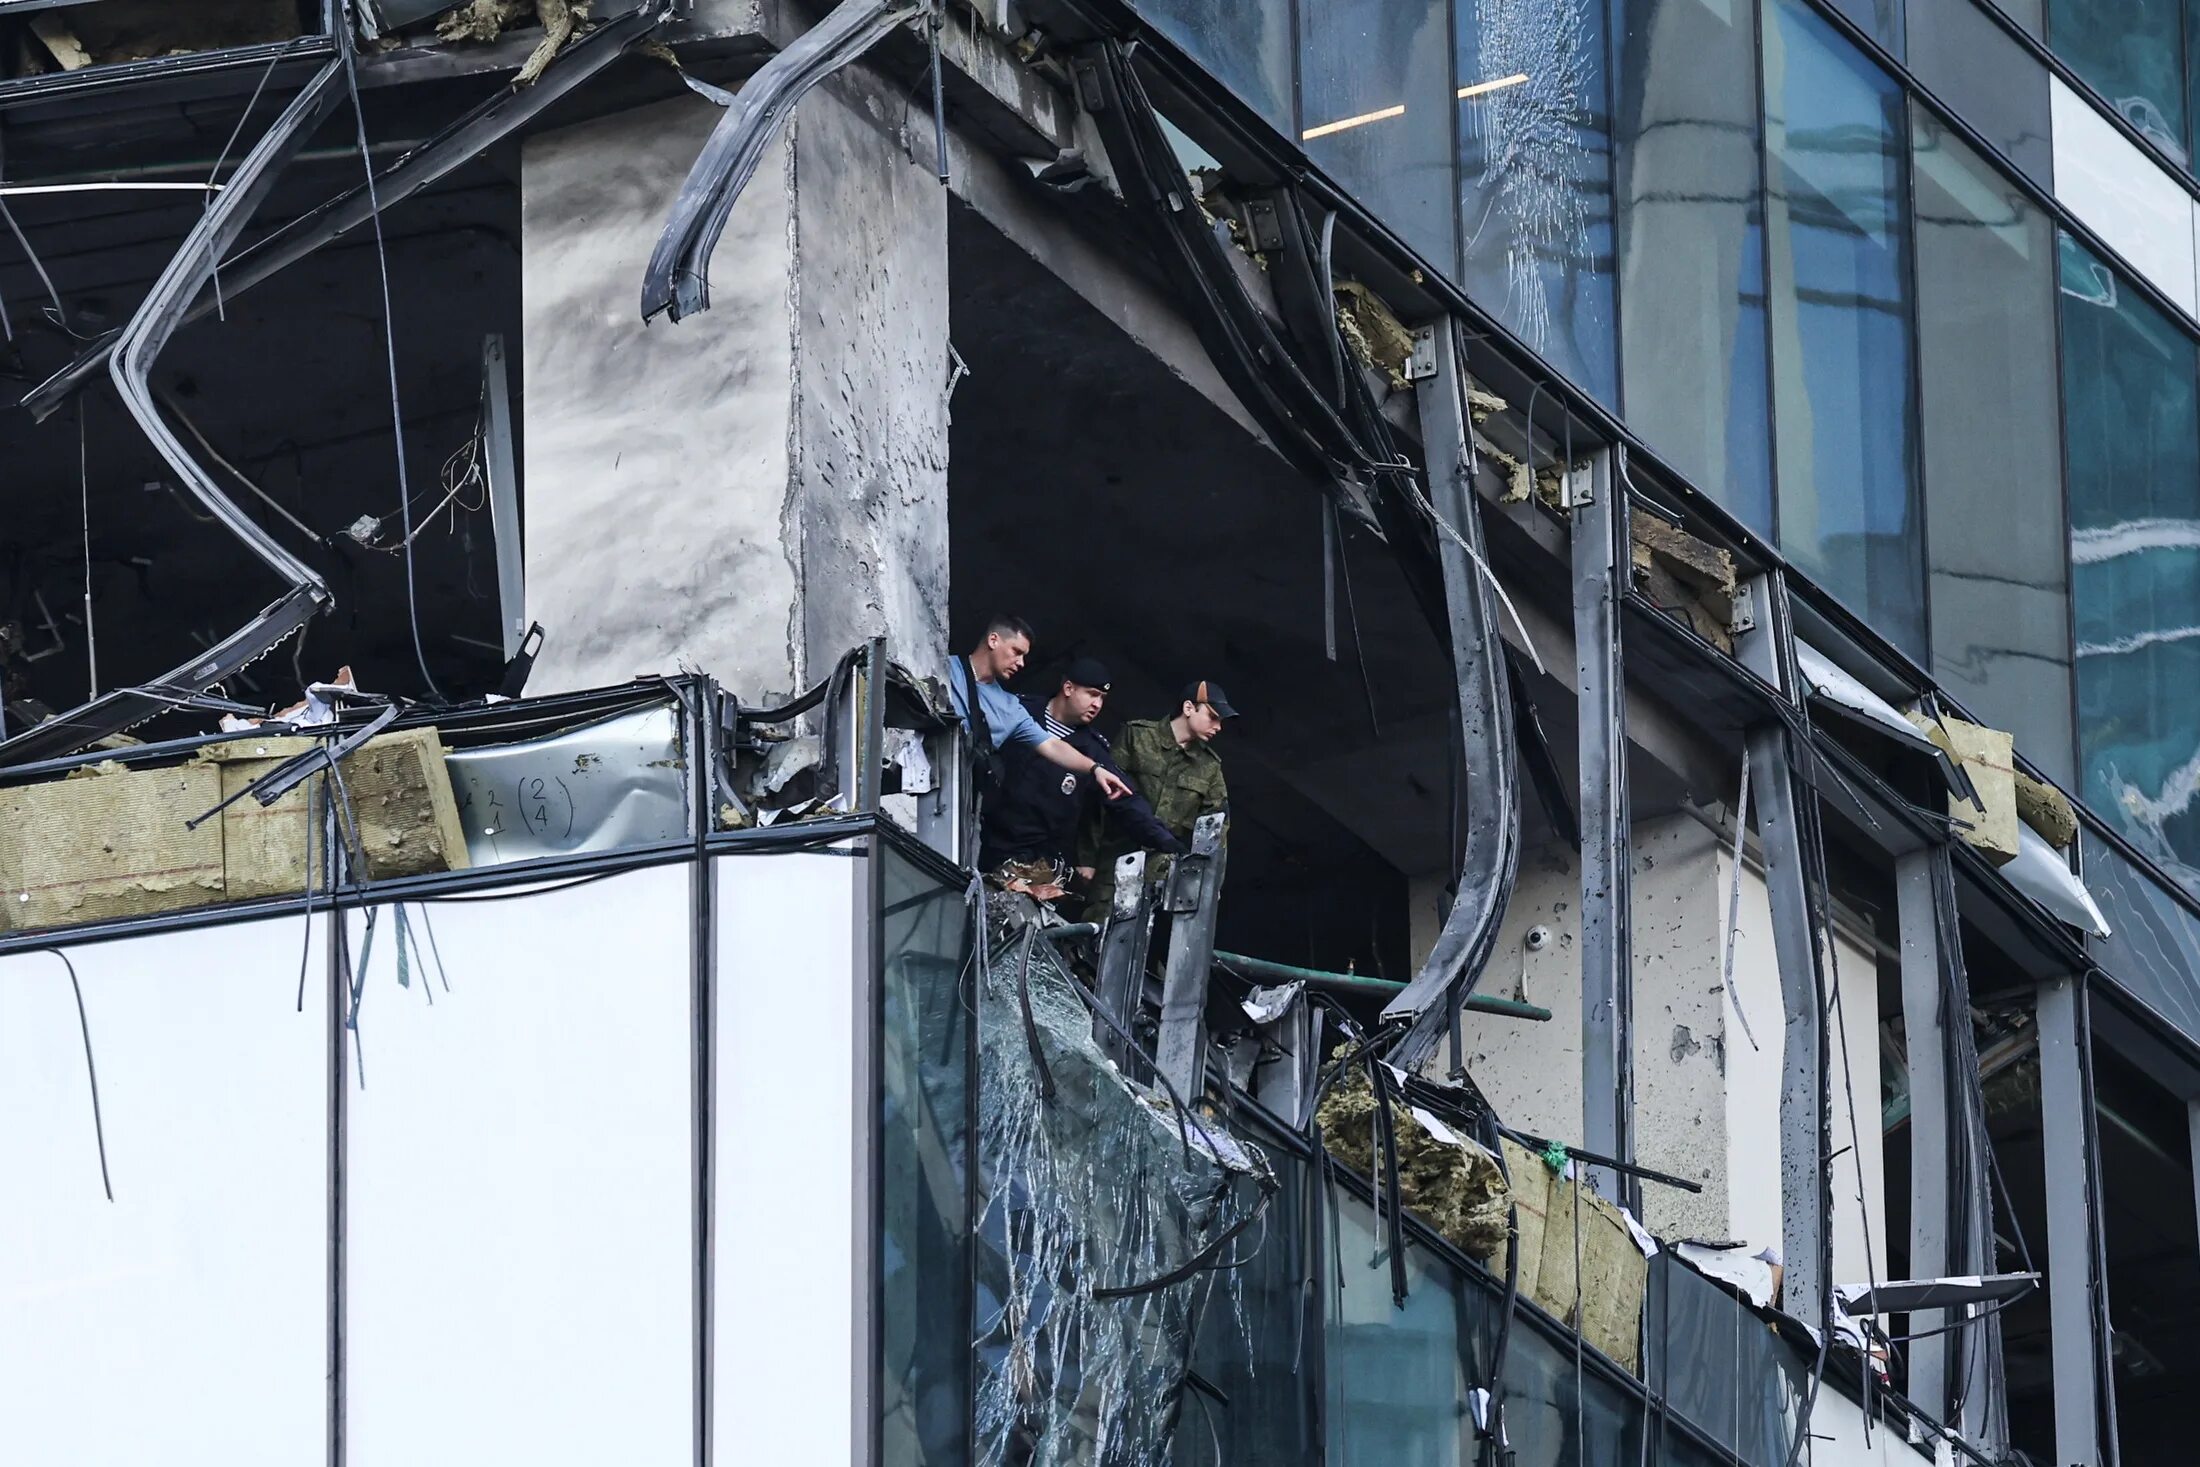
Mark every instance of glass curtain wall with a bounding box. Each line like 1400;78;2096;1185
2060;234;2200;879
1613;0;1774;533
1457;0;1620;405
1762;0;1925;656
1131;0;1297;133
1300;0;1456;270
1911;107;2073;782
2045;0;2190;164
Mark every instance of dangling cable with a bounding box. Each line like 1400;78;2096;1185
47;949;113;1201
341;13;442;700
78;398;97;698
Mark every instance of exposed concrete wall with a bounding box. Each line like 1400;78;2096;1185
1419;812;1886;1269
521;96;799;697
520;73;949;699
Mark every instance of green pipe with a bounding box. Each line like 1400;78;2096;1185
1212;950;1553;1021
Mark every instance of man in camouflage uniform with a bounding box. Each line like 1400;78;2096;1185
1080;678;1236;917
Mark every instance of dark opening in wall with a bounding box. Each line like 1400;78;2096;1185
942;195;1458;986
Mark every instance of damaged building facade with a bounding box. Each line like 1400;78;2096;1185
2;1;2197;1465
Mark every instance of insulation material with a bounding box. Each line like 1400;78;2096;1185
1315;1070;1510;1260
0;764;224;930
1503;1139;1648;1374
1630;510;1739;653
1907;711;2020;866
22;0;301;73
977;927;1266;1467
197;736;325;902
1333;280;1414;390
336;728;471;881
2014;767;2079;849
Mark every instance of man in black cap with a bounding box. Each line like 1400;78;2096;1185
979;655;1182;901
1080;678;1237;914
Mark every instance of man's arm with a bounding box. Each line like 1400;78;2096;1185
1035;736;1131;799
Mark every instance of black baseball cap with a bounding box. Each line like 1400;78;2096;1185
1061;656;1112;691
1183;679;1239;719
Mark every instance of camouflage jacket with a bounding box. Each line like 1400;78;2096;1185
1079;717;1227;873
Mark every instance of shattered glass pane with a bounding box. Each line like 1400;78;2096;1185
1764;0;1925;657
1457;0;1620;405
1299;0;1456;270
975;923;1270;1467
880;848;975;1466
1614;0;1774;531
2060;233;2200;879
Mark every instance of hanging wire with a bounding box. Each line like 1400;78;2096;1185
340;16;442;700
45;948;113;1201
78;398;96;698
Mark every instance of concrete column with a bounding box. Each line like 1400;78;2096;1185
519;74;948;702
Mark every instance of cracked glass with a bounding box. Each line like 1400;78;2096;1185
1913;107;2072;783
2060;233;2200;881
1457;0;1620;406
1763;0;1925;657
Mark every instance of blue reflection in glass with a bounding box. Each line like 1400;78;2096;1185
1763;0;1924;656
1126;0;1295;133
2085;832;2200;1047
2046;0;2188;165
2059;233;2200;877
1457;0;1619;405
1614;0;1774;532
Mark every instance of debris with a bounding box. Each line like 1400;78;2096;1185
27;15;89;72
1629;508;1738;654
18;0;300;75
1504;1136;1650;1373
1905;710;2020;866
1333;280;1414;390
1315;1067;1510;1260
434;0;587;85
2014;766;2078;849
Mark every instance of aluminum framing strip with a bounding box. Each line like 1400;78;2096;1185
2037;973;2113;1467
1733;569;1829;1332
0;50;351;769
1571;447;1634;1207
19;1;671;425
641;0;924;322
480;333;526;662
1381;318;1521;1063
1896;846;1954;1428
682;681;716;1467
1092;849;1152;1072
1152;811;1227;1102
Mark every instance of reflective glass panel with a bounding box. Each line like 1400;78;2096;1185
1502;1320;1650;1465
1327;1195;1473;1466
2087;831;2200;1061
1128;0;1295;133
1457;0;1619;405
1913;107;2073;784
1300;0;1455;269
1908;0;2055;188
880;845;974;1467
1763;0;1924;656
2046;0;2188;165
346;867;694;1465
2059;234;2200;876
1824;0;1904;53
1614;0;1773;531
0;918;328;1465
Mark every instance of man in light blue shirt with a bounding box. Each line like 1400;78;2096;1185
948;613;1131;801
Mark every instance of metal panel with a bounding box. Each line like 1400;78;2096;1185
443;704;687;865
2036;974;2105;1467
1092;850;1152;1071
1896;848;1951;1423
1574;449;1632;1203
1735;570;1828;1330
480;334;526;662
1153;812;1227;1100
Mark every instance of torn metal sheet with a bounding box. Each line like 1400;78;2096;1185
2003;822;2111;938
0;53;351;769
444;703;687;865
21;2;667;424
641;0;923;322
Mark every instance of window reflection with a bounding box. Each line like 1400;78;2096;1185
1300;0;1455;269
2060;234;2200;880
1457;0;1619;406
1130;0;1295;133
1913;108;2073;783
1326;1196;1474;1466
1763;0;1925;656
1614;0;1774;532
2046;0;2188;164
